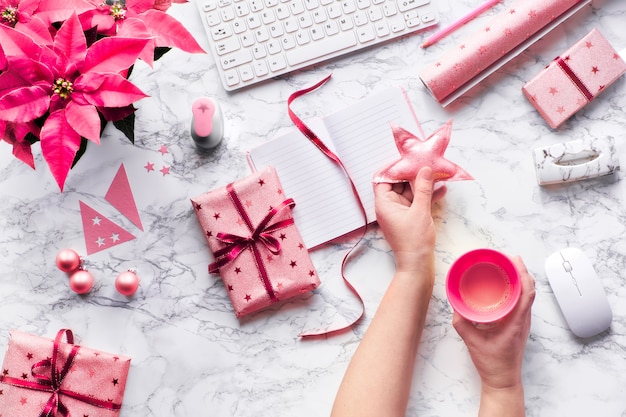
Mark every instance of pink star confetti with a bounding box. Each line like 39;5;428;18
373;120;473;184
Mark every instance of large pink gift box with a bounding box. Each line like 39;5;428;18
523;29;626;129
191;166;320;317
0;329;131;417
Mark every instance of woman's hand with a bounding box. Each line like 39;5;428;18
374;166;446;274
452;256;536;417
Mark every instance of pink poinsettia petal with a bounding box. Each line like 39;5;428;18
137;10;205;53
116;19;155;66
2;56;54;89
0;43;7;70
127;0;155;13
0;23;43;58
76;72;148;107
34;0;96;26
0;70;29;97
53;13;87;64
152;0;173;11
16;0;41;16
65;100;101;144
15;17;54;45
82;36;149;74
0;85;50;123
40;109;83;191
78;9;116;35
1;121;37;169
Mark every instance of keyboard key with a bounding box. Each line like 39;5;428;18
205;11;221;26
224;69;240;86
240;64;255;81
211;25;233;40
216;37;241;55
397;0;429;12
254;60;269;76
268;54;288;71
356;24;375;42
374;20;390;37
220;49;253;69
286;31;357;65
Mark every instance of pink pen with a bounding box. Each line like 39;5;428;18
421;0;502;48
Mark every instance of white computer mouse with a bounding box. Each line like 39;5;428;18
545;247;612;338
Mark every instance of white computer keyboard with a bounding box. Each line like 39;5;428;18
196;0;439;91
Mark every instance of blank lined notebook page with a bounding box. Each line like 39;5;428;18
247;88;420;249
322;88;421;223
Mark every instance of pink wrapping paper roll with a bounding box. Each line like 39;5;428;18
419;0;590;106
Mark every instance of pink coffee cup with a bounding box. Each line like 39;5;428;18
446;249;521;323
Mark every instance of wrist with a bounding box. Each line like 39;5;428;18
479;383;525;417
393;250;434;275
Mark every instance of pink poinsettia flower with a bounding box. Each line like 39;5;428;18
1;0;96;44
1;0;51;44
80;0;204;66
0;13;149;191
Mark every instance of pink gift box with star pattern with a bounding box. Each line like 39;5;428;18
0;329;131;417
523;28;626;129
191;166;320;318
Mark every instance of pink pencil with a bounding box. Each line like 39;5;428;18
421;0;503;48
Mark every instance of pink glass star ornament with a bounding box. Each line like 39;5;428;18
373;120;473;184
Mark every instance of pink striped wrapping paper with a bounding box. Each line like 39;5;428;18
419;0;590;106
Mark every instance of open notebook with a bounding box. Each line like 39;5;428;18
246;88;421;249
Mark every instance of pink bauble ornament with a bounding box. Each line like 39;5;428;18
115;270;139;296
56;249;81;273
69;270;94;294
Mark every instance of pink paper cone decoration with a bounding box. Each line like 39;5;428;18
79;201;136;255
105;163;143;231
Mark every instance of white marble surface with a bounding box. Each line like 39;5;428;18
1;0;626;416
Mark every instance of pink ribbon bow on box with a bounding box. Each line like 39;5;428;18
209;182;296;302
0;329;127;417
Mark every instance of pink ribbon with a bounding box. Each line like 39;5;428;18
0;329;121;417
287;74;366;338
555;56;594;102
208;182;296;302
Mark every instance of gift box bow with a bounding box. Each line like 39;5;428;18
207;181;296;303
0;329;122;417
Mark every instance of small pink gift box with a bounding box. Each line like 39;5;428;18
523;28;626;129
191;166;320;317
0;329;131;417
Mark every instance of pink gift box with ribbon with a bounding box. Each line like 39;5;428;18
191;166;320;318
522;28;626;129
0;329;131;417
